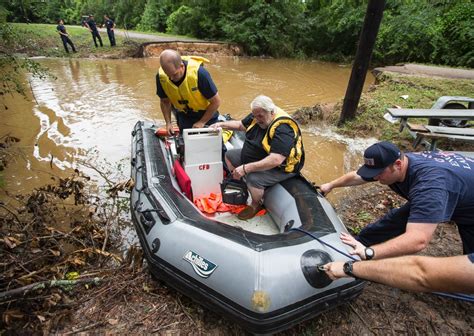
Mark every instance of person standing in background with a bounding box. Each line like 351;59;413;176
84;14;103;47
56;19;76;53
103;15;116;47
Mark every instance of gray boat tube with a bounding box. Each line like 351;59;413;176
130;121;365;333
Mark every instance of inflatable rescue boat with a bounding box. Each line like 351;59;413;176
130;120;364;333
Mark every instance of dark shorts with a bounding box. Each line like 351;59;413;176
226;148;295;189
468;253;474;263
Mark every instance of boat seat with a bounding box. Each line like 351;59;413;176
264;183;302;233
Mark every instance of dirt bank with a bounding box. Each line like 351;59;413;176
140;41;243;57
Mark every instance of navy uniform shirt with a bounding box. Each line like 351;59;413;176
87;19;98;32
105;18;114;31
57;24;67;35
389;152;474;226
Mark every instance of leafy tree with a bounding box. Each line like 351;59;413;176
374;2;442;64
220;0;306;57
137;0;173;32
0;22;49;99
437;1;474;67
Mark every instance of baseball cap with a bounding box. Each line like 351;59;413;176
356;141;401;180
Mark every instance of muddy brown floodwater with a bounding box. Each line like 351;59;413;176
0;56;374;203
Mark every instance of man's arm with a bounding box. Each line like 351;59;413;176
160;98;174;135
193;93;221;128
324;255;474;293
320;171;368;195
341;223;437;259
211;120;245;131
371;222;437;258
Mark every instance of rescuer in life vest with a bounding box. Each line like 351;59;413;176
211;95;305;220
156;49;222;135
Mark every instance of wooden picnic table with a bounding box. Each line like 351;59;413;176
386;108;474;150
387;108;474;131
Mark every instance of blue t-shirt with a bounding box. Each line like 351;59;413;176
389;152;474;226
468;253;474;263
155;61;217;100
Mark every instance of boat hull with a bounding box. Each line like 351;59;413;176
130;121;364;333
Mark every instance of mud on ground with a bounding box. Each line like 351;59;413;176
4;183;468;335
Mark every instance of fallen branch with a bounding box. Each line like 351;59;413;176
0;204;21;224
62;321;104;335
0;277;101;302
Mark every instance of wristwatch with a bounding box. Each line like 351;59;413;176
343;261;357;278
365;247;375;260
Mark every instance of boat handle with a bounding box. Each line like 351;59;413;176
139;211;155;230
139;208;170;224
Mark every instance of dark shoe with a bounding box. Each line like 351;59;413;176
238;204;263;220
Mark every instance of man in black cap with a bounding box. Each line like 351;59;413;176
320;141;474;260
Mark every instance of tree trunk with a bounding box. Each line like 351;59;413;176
339;0;385;126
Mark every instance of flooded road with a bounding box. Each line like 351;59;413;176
0;56;375;201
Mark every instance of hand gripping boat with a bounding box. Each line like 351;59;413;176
130;121;364;333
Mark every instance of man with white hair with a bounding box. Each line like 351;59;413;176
156;49;221;135
212;95;304;220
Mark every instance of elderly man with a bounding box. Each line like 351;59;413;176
212;95;304;220
156;49;221;135
320;141;474;260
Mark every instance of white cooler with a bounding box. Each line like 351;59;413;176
183;128;223;199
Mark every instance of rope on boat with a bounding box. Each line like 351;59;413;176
290;227;474;303
289;227;357;261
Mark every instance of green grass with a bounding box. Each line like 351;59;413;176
10;23;127;58
7;23;191;58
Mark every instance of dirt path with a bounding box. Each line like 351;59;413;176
373;63;474;79
101;28;203;42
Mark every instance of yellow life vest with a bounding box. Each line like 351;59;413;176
158;56;211;113
247;107;304;173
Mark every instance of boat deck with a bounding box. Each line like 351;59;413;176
209;211;280;235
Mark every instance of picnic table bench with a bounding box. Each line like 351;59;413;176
386;106;474;150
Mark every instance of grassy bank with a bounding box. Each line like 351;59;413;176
343;73;474;141
8;23;153;58
297;72;474;150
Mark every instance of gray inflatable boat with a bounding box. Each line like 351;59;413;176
130;120;364;333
